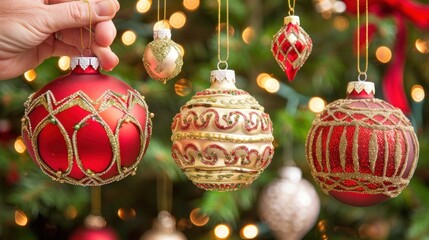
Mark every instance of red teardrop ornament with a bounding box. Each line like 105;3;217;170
272;16;313;81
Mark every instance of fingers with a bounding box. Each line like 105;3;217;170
94;21;117;47
45;0;119;32
91;46;119;71
56;21;116;48
44;0;119;71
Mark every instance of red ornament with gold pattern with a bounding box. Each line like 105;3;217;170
272;15;312;81
305;81;419;206
21;57;153;186
171;69;274;191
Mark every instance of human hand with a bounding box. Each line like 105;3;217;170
0;0;120;80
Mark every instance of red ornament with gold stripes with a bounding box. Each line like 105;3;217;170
305;81;419;207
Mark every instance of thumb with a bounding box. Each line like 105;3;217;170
45;0;119;32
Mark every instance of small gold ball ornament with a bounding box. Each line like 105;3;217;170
143;28;184;84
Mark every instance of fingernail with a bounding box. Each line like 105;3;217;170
95;0;117;17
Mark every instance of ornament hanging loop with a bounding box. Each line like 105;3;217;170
358;72;367;82
217;61;228;70
80;0;93;56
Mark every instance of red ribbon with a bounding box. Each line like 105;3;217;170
344;0;429;115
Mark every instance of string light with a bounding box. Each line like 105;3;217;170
15;210;28;227
183;0;200;11
136;0;152;13
264;77;280;93
189;208;209;226
375;46;392;63
415;38;429;54
214;224;231;239
170;11;187;29
122;30;137;46
58;56;71;71
411;84;425;102
308;97;326;113
14;137;26;154
242;27;255;44
256;73;270;88
24;69;37;82
240;224;259;239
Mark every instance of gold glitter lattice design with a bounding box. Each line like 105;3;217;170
306;98;419;198
22;89;152;186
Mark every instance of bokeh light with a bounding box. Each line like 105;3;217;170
411;84;425;102
189;208;209;227
65;206;78;220
333;16;349;31
136;0;151;13
415;38;429;54
24;69;37;82
214;224;231;239
178;44;185;57
308;97;326;113
154;20;171;31
264;77;280;93
175;78;192;97
117;208;136;220
58;56;71;71
240;224;259;239
170;11;187;29
15;210;28;227
375;46;392;63
122;30;137;46
183;0;200;11
217;23;235;37
14;137;26;154
256;73;271;88
242;27;255;44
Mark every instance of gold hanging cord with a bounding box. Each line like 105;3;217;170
288;0;296;16
80;0;92;56
157;0;167;22
217;0;230;70
91;187;102;215
356;0;369;81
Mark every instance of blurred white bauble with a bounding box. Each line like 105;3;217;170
140;211;187;240
259;166;320;240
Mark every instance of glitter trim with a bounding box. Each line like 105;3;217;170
305;97;419;197
22;89;152;186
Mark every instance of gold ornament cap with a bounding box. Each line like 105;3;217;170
346;81;375;99
70;57;100;70
210;69;237;90
154;28;172;39
284;15;300;25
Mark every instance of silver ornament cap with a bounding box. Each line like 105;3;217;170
154;28;172;39
346;81;375;95
70;56;100;71
210;69;237;90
